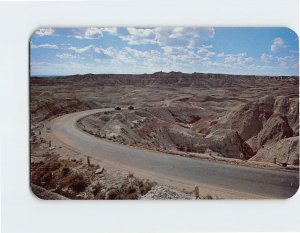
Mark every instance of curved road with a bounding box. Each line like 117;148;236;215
49;109;299;199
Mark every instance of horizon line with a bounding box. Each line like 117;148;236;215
30;70;299;78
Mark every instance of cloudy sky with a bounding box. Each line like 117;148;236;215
30;27;299;76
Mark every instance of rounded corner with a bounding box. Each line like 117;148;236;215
29;27;41;43
30;183;48;201
285;184;300;200
282;27;299;40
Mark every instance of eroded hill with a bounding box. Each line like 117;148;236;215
31;72;299;166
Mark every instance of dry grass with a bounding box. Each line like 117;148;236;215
31;155;156;200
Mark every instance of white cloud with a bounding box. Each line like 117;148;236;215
124;47;157;58
197;45;216;56
68;44;116;56
95;46;164;68
71;27;118;40
123;47;162;67
218;52;254;67
260;53;273;63
117;27;215;47
271;37;287;52
217;52;225;57
113;50;136;64
94;46;117;57
68;44;94;53
118;28;157;45
75;27;103;39
217;52;246;58
162;46;196;58
31;43;58;49
85;28;103;39
277;55;298;69
56;53;78;59
35;28;55;37
111;47;161;65
161;46;212;67
156;27;215;47
30;61;52;66
94;58;102;63
101;27;118;35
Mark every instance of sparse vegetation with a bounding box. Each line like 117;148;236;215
31;155;157;200
70;178;88;193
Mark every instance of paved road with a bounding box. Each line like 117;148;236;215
50;109;299;198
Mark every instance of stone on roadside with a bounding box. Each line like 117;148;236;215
95;167;104;174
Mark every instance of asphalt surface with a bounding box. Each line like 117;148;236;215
50;108;299;199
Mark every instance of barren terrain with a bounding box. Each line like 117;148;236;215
30;72;299;199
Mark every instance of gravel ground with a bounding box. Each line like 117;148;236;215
142;185;193;200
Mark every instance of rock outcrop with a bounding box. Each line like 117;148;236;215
31;184;69;200
206;129;254;160
216;95;275;141
250;136;299;166
217;95;299;140
216;94;298;147
247;114;294;152
80;109;254;160
274;96;299;135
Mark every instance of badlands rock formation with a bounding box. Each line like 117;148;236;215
250;136;299;165
247;114;294;153
31;72;299;165
216;95;299;164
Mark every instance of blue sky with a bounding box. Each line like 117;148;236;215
30;27;299;76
